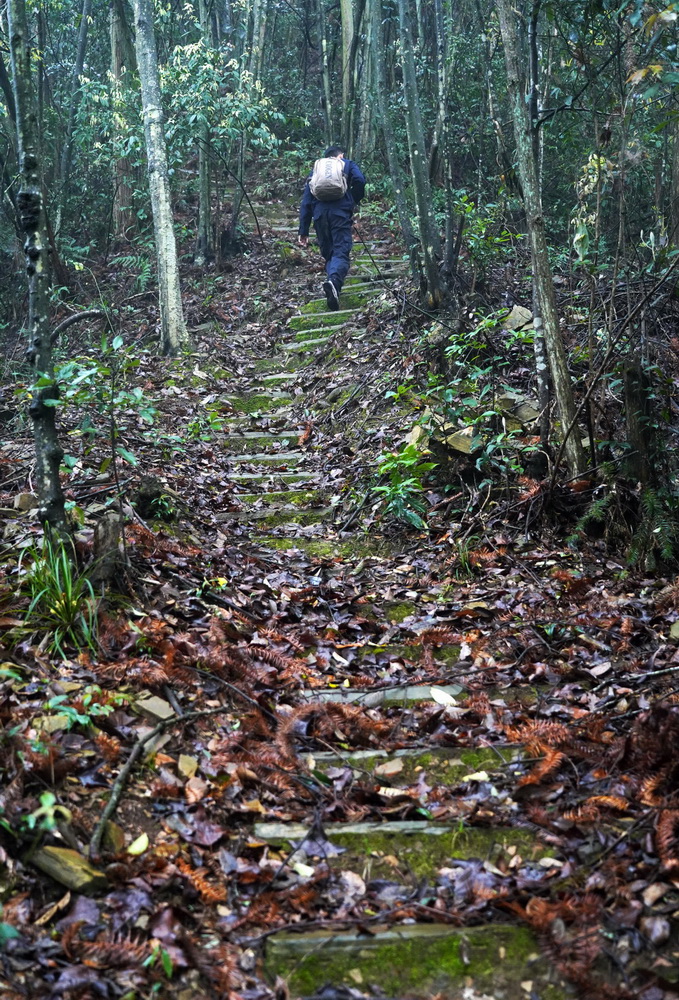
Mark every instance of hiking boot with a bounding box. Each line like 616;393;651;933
323;279;340;311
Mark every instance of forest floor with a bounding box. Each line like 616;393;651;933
1;197;679;1000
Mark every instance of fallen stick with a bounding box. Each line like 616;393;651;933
89;704;227;860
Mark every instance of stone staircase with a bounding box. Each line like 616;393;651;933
223;207;571;999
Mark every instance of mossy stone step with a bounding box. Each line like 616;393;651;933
229;451;306;467
302;682;464;707
259;372;299;387
254;819;549;878
283;336;332;353
226;393;293;413
305;745;521;787
264;923;568;999
255;536;393;559
224;431;301;453
235;489;326;506
287;310;358;331
230;471;319;485
225;506;333;527
302;292;371;313
293;326;340;343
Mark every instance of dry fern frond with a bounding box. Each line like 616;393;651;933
416;628;459;647
656;809;679;871
582;795;628;811
95;732;121;763
640;770;668;807
177;858;227;903
517;748;565;787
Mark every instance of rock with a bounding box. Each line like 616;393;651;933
502;305;533;331
135;695;175;724
31;846;108;895
444;426;479;454
13;493;38;511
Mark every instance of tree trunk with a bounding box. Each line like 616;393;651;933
340;0;354;146
371;0;417;273
396;0;442;306
110;0;137;237
8;0;67;533
496;0;585;476
318;0;333;142
196;0;214;263
131;0;189;355
57;0;91;234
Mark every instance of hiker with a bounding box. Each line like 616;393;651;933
298;146;366;311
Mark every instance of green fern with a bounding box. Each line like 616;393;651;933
628;488;679;570
110;254;152;293
567;490;615;546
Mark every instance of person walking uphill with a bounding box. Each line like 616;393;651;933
298;146;366;311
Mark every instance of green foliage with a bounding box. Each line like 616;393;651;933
110;254;153;293
451;193;514;278
22;791;71;833
43;687;120;731
371;443;437;529
16;536;98;659
628;487;679;570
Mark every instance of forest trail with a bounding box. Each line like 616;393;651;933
196;203;572;998
3;201;676;1000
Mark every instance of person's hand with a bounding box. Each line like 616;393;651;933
298;235;309;247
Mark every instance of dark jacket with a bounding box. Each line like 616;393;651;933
298;158;366;236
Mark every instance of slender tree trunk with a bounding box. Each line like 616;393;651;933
8;0;67;533
371;0;417;273
340;0;354;145
57;0;91;233
670;115;679;243
318;0;333;142
196;0;214;263
397;0;442;306
110;0;136;237
527;0;549;450
496;0;585;475
131;0;188;355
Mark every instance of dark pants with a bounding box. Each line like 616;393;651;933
314;211;353;291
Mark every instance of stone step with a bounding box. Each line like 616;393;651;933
301;682;465;707
282;336;332;353
264;923;566;999
259;372;299;386
255;536;368;558
304;745;521;787
229;451;307;467
234;489;326;506
222;506;333;527
229;471;319;485
293;326;342;342
225;393;293;413
224;431;302;453
288;310;358;331
253;819;549;878
302;291;371;313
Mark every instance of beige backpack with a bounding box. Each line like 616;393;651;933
309;157;348;201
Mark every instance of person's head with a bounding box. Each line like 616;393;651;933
324;145;345;159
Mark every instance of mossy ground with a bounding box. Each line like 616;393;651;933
237;489;326;506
